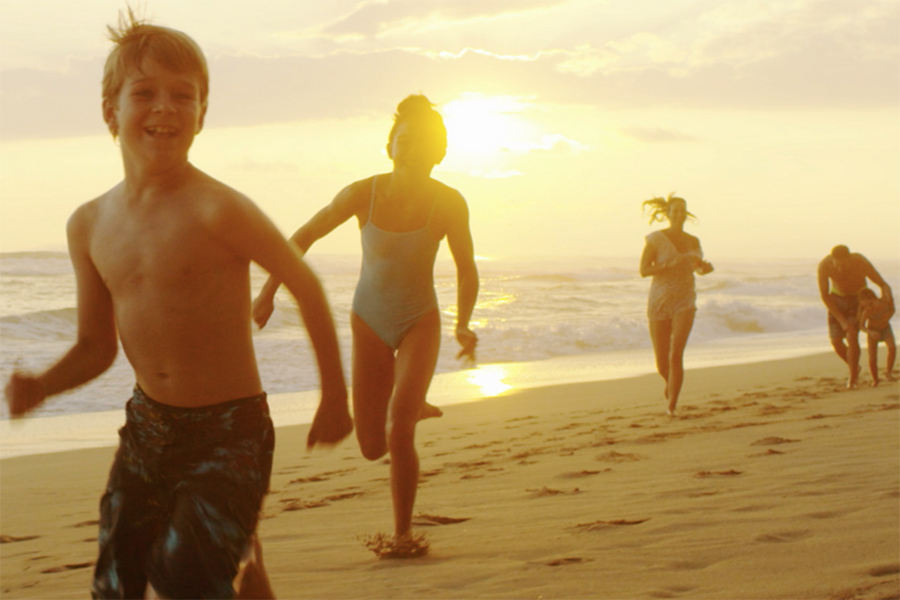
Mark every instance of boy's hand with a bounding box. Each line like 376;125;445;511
5;372;47;418
456;326;478;366
251;295;275;329
306;394;353;450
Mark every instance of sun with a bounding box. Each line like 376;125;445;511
441;93;533;159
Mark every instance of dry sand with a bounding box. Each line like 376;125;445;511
2;352;898;599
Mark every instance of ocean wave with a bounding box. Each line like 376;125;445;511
0;308;78;341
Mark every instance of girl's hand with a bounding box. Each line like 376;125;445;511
252;295;275;329
455;326;478;366
696;260;714;275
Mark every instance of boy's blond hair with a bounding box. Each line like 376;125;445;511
102;8;209;113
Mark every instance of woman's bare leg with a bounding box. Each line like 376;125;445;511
389;310;441;538
649;318;672;400
666;310;696;413
351;314;395;461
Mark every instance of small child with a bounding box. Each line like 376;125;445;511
857;288;897;386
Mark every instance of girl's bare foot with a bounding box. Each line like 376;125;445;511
363;532;430;559
419;402;443;421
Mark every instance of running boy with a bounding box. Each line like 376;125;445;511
857;288;897;386
4;12;352;599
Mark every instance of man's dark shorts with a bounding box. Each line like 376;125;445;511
92;386;274;599
827;293;860;339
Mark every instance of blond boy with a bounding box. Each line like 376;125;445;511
857;288;897;386
4;13;352;599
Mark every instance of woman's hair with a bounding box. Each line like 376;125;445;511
642;193;696;224
102;8;209;112
388;94;448;160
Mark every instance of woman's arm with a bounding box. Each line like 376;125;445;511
444;190;479;361
253;181;365;329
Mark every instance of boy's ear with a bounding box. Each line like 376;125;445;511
385;141;393;160
102;98;118;136
196;102;208;134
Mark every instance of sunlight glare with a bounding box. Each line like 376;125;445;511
466;364;513;397
442;93;534;159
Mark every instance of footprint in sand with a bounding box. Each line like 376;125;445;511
868;563;900;577
72;520;99;528
556;469;611;479
542;557;592;567
595;450;647;463
278;498;329;512
41;561;94;574
574;518;650;531
751;436;800;446
749;448;785;457
694;470;743;478
412;514;471;526
527;487;581;498
0;534;40;543
289;467;357;485
755;530;810;543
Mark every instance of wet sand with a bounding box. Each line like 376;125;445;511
2;352;898;599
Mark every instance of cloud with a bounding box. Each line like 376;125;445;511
2;0;897;141
322;0;569;38
620;127;700;143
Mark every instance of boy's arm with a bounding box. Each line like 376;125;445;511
5;207;118;416
215;193;352;448
444;191;479;361
253;183;362;329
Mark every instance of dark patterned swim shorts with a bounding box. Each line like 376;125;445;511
91;386;274;599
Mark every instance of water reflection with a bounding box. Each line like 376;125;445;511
466;364;513;397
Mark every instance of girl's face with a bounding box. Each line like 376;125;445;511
388;119;445;178
667;199;687;225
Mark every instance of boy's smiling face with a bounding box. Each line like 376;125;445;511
105;58;206;168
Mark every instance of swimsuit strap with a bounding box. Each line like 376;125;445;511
368;175;377;221
368;174;438;232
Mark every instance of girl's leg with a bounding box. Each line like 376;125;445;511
649;318;672;398
666;310;696;413
351;314;396;460
389;310;441;539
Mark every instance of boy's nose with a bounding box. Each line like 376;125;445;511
152;95;175;113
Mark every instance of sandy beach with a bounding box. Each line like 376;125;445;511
2;352;898;600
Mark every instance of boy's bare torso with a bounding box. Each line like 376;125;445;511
81;167;263;407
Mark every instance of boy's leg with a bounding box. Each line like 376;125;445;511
884;329;897;380
146;399;274;599
867;333;880;386
236;534;274;599
93;449;163;599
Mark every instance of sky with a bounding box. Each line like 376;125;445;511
1;0;898;261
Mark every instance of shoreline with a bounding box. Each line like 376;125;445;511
1;351;897;599
0;336;831;460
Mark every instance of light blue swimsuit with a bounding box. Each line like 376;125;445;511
352;176;441;350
